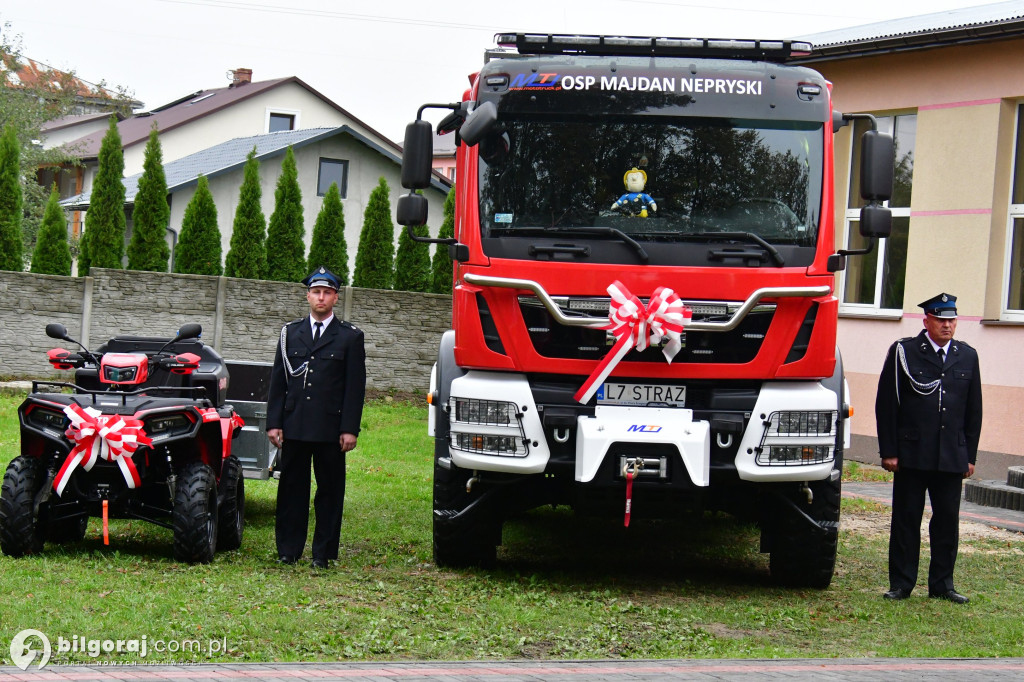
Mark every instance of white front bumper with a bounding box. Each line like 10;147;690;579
576;406;711;486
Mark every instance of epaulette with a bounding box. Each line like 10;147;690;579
286;318;305;327
341;320;361;332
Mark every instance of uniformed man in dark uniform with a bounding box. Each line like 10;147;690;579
875;293;982;603
268;267;366;568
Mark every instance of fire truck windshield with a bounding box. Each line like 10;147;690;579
477;116;823;253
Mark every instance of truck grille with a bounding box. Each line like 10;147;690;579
518;295;774;363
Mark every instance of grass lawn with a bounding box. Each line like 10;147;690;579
0;393;1022;663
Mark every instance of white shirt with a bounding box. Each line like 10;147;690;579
925;335;950;357
310;314;334;338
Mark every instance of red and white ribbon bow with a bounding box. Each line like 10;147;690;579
54;404;152;496
574;281;692;405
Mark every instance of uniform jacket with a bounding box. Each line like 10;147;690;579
267;316;366;442
874;330;982;473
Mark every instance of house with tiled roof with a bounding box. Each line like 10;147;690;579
791;0;1024;477
1;55;140;114
56;68;442;247
66;69;399;177
63;127;451;275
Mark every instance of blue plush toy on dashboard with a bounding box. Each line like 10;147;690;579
610;167;657;218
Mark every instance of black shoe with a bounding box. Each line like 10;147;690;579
277;555;298;565
311;558;329;569
929;589;969;604
883;587;912;600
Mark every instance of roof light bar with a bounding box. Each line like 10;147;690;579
493;33;814;62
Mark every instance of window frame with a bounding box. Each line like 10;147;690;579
1001;103;1024;322
266;108;300;133
838;114;915;318
317;158;349;198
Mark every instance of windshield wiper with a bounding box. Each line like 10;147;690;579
498;227;649;262
667;231;785;267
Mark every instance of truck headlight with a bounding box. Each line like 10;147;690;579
756;410;837;466
448;396;528;457
450;397;518;425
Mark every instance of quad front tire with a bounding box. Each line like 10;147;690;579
172;460;219;563
216;456;245;551
0;456;46;557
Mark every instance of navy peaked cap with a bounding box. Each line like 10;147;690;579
302;266;340;291
918;292;957;318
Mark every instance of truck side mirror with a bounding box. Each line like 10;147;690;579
859;204;892;239
459;101;498;147
397;193;429;227
860;130;894;202
401;120;434;190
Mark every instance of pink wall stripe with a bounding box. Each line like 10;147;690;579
911;209;992;217
919;98;1002;111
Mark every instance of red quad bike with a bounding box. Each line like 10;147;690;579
0;323;245;564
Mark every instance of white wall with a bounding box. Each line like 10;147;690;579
124;82;394;175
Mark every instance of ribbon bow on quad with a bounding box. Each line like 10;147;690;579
54;404;153;496
574;281;692;405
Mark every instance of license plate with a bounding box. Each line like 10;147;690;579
596;383;686;407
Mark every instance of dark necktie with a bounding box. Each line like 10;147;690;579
937;347;945;364
313;321;323;343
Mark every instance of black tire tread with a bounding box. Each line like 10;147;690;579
216;456;244;551
768;472;841;589
172;460;219;564
432;454;498;568
0;456;46;557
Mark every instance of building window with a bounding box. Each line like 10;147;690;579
268;112;295;133
1005;104;1024;318
317;158;348;197
840;114;916;314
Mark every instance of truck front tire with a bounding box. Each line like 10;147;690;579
766;471;841;588
432;454;500;568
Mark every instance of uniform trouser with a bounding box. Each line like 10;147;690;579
888;467;963;593
275;439;346;561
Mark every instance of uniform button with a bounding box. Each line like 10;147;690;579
307;396;311;400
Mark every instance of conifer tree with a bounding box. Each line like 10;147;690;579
173;176;221;275
81;116;126;274
127;126;170;271
265;147;305;282
395;222;430;292
30;188;72;275
430;187;456;294
224;147;267;279
353;176;395;289
307;182;348;285
0;125;23;271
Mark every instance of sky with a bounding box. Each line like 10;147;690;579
0;0;1009;143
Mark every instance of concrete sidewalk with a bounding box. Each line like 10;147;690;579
843;480;1024;534
3;658;1024;681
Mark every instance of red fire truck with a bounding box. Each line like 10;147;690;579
398;33;893;588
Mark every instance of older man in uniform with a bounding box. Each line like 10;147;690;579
268;267;366;568
875;293;982;603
